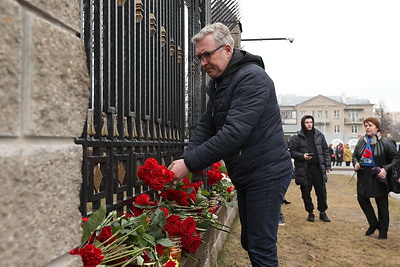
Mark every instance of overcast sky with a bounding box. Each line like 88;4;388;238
239;0;400;112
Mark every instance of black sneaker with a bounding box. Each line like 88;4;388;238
319;212;331;222
365;225;377;236
307;212;315;222
279;213;285;226
378;231;387;239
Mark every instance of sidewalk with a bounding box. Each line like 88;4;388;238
330;165;354;175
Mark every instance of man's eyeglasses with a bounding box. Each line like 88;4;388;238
195;44;225;62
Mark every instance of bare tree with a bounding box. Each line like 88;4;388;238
374;103;394;136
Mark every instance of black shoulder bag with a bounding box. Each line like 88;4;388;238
390;166;400;193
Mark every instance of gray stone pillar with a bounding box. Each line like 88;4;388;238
0;0;89;266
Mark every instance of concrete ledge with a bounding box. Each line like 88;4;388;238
44;253;82;267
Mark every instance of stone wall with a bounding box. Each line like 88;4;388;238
0;0;89;266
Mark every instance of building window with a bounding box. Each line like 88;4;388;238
334;110;340;118
300;111;306;118
348;110;359;122
318;111;322;118
334;125;340;133
281;110;293;119
351;125;358;133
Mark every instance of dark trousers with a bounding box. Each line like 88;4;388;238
357;195;389;232
237;173;291;267
300;165;328;213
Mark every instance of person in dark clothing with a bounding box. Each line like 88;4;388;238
335;143;344;166
288;115;331;223
328;144;336;166
168;22;292;266
353;117;397;239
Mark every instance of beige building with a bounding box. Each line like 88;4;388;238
279;94;374;150
388;111;400;125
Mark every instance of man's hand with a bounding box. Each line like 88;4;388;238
304;153;313;160
168;159;190;184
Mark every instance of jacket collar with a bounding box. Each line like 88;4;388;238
363;132;381;145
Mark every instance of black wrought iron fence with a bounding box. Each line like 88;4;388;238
75;0;206;217
75;0;240;217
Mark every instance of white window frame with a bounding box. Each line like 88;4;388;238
334;110;340;118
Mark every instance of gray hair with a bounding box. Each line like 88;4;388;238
191;22;234;47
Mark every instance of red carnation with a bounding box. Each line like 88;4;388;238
164;215;182;236
156;244;165;256
144;158;159;168
97;226;116;245
149;179;165;191
131;206;144;217
182;177;190;185
160;189;190;206
122;212;133;218
180;216;197;237
227;185;235;193
182;235;203;253
69;247;80;255
137;158;175;191
73;244;104;267
135;193;151;205
211;162;222;170
161;168;174;183
191;181;203;192
166;214;181;224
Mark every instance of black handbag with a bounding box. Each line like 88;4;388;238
389;166;400;193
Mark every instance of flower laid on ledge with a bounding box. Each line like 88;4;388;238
206;162;235;209
71;158;235;266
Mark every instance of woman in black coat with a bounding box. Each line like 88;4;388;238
335;143;344;166
353;117;397;239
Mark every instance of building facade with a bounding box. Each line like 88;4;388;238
279;94;374;150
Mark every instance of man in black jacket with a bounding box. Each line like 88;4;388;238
289;115;331;222
168;22;292;266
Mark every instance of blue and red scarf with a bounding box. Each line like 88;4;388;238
361;135;375;167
